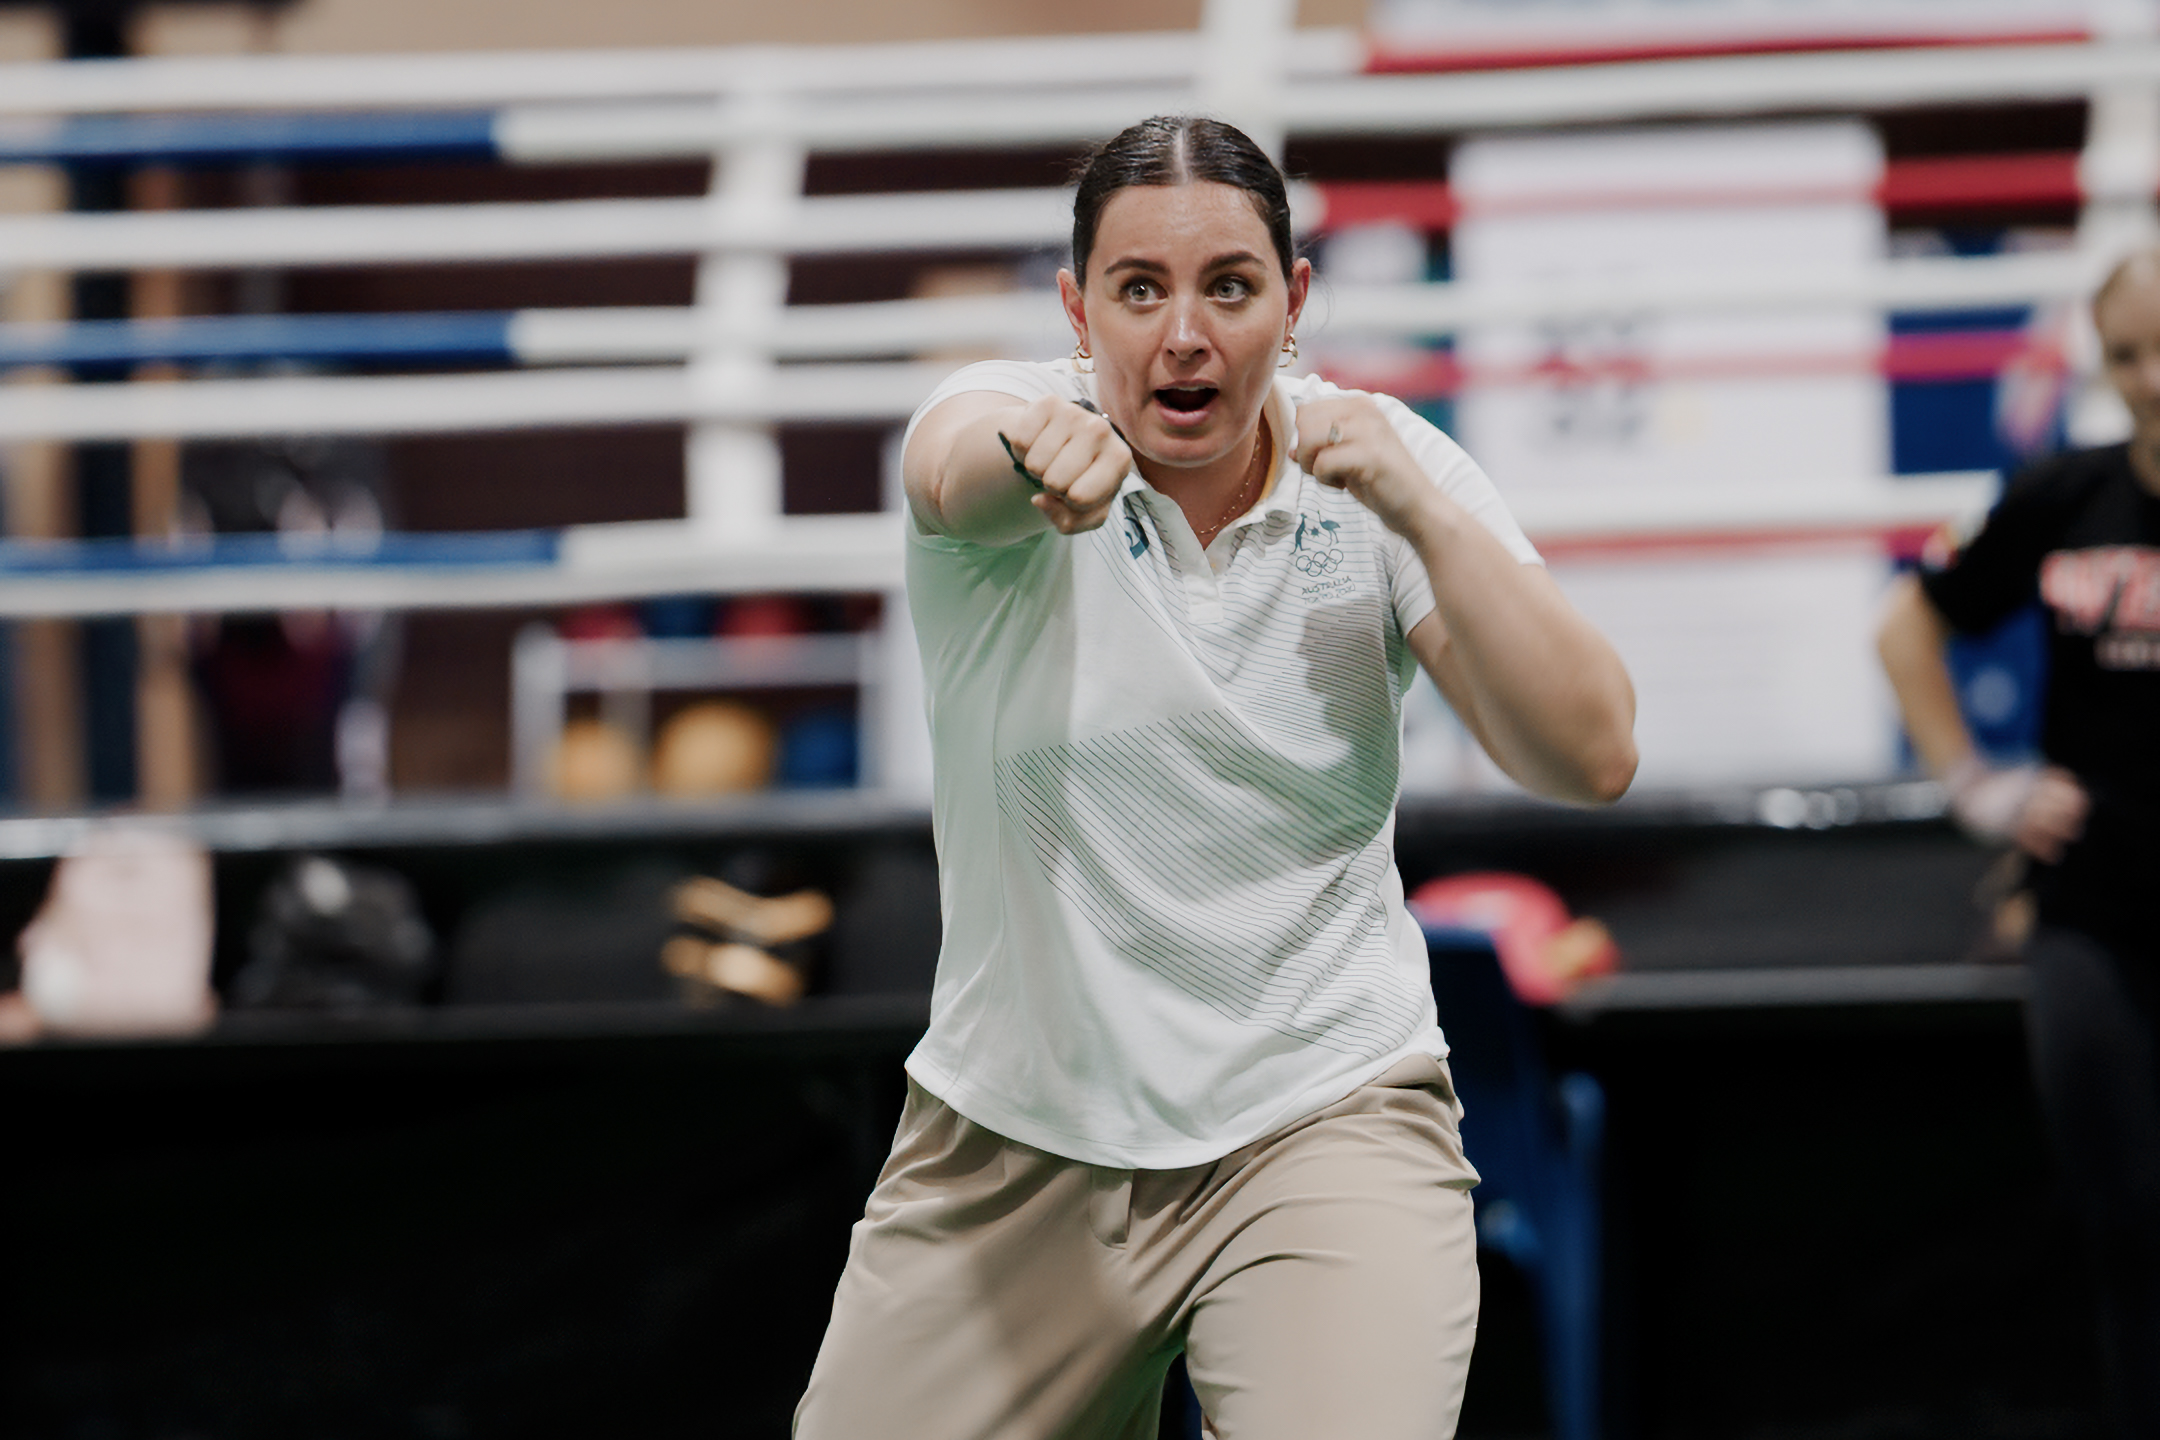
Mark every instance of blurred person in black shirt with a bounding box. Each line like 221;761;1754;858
182;441;396;797
1880;250;2160;1440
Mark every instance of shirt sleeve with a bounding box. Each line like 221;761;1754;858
1348;387;1542;637
1916;460;2070;635
900;360;1089;550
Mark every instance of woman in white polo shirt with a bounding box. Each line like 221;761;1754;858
795;116;1637;1440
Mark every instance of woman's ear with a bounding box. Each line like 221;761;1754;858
1058;268;1089;354
1285;256;1313;335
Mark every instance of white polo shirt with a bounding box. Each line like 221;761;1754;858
902;358;1540;1169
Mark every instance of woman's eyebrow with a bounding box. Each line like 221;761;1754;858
1101;251;1266;277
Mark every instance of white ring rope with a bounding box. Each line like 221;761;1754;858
0;38;2148;142
0;361;963;442
1283;39;2160;136
0;513;909;619
0;188;1078;275
492;41;2160;159
0;471;1993;620
0;30;1364;116
515;294;1072;364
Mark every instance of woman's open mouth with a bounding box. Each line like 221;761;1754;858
1153;385;1219;421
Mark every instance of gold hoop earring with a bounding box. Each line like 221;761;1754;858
1073;343;1094;374
1278;334;1299;368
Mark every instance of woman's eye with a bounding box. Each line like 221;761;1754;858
1211;276;1253;300
1123;280;1160;302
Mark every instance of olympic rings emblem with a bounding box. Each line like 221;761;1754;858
1293;548;1344;576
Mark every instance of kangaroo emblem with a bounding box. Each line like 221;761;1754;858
1292;515;1340;551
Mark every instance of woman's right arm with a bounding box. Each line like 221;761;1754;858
1876;572;2087;861
1877;572;1979;777
904;392;1131;546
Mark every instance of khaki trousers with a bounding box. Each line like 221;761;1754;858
794;1053;1481;1440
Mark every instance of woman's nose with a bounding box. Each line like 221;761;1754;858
1164;297;1208;355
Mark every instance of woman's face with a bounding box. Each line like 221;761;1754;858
2099;264;2160;448
1060;181;1310;483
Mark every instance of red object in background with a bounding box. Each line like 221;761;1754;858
1363;30;2089;76
1408;871;1620;1006
1879;151;2080;212
718;595;813;637
557;604;642;641
1313;153;2085;238
1317;180;1461;232
194;617;349;792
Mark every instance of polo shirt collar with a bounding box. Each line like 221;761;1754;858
1106;376;1307;522
1255;376;1303;524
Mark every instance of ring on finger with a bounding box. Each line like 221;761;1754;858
1325;422;1342;447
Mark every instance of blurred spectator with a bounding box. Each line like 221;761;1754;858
231;855;437;1010
0;828;214;1040
1878;249;2160;1440
181;441;399;797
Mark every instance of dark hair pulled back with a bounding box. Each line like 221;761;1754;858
1070;116;1294;282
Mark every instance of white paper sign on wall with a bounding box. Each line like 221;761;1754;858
1443;121;1900;791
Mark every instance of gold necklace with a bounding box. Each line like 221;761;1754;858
1197;427;1270;543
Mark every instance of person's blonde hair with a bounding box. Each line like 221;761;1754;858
2092;246;2160;321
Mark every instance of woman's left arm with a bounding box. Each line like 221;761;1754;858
1294;394;1638;805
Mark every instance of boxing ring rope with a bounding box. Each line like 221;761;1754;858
0;515;907;620
0;188;1077;272
0;33;2152;131
0;30;1368;116
0;469;2001;622
0;155;2113;277
0;292;2075;376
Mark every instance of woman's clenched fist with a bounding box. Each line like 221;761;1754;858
1000;395;1132;536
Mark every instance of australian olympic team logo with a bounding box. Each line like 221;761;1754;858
1292;514;1344;575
